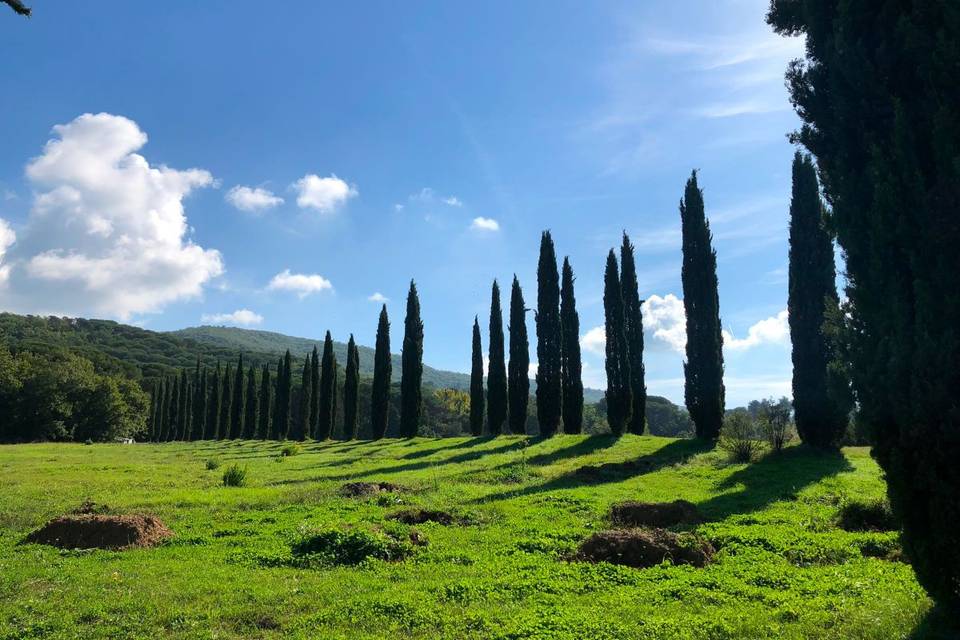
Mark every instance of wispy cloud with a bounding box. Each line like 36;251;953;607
470;217;500;232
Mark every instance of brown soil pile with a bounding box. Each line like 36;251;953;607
25;514;172;550
388;508;456;525
610;500;703;528
576;528;714;568
339;481;405;497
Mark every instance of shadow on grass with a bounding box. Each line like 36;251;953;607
908;604;960;639
523;434;622;466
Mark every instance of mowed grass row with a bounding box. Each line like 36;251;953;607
0;437;929;639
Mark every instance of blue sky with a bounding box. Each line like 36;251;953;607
0;0;810;406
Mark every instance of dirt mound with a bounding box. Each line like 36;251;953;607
25;514;172;550
575;528;714;569
339;481;405;497
388;508;456;525
610;500;702;528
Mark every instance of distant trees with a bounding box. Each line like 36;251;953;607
535;231;563;436
292;356;309;441
243;365;258;439
207;364;221;439
343;335;360;440
219;365;232;440
258;364;271;439
560;257;583;434
620;233;646;435
370;305;392;439
400;280;424;438
273;351;292;439
487;280;508;435
680;171;725;440
192;359;205;440
470;317;485;436
603;249;632;434
508;275;530;435
316;332;337;440
230;355;244;439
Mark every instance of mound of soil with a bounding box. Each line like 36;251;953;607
25;514;172;550
388;508;456;525
610;500;703;528
339;481;405;497
575;528;714;569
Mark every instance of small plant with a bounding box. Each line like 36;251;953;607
719;412;763;463
222;464;248;487
291;528;413;566
205;459;221;470
837;498;897;532
759;402;795;452
280;443;301;457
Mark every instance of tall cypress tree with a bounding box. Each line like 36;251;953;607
230;354;245;439
788;152;848;448
487;280;508;436
206;363;221;440
535;231;562;436
604;249;632;435
168;375;180;442
244;365;258;439
343;335;360;440
317;332;336;440
620;232;647;434
192;358;205;440
370;305;392;439
219;365;232;440
154;380;166;441
680;171;725;439
179;369;191;440
508;275;530;435
560;257;584;434
470;316;485;436
279;350;292;439
272;356;284;439
163;377;174;441
148;382;159;442
292;356;309;441
399;280;424;438
258;364;271;439
310;345;320;438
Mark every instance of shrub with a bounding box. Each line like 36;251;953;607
205;459;220;470
719;412;763;463
759;402;795;453
291;529;413;566
222;464;247;487
280;443;301;457
838;498;897;532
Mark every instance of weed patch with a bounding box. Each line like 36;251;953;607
575;528;714;568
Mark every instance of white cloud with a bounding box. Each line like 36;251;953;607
2;113;222;319
581;325;606;356
643;294;687;353
0;218;15;285
292;174;357;213
443;196;463;207
201;308;264;327
368;292;388;303
410;187;462;207
723;309;789;350
225;185;283;212
470;217;500;232
394;203;405;212
267;269;333;298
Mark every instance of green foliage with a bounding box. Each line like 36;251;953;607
221;464;247;487
535;231;562;436
719;413;763;463
620;232;647;435
280;443;301;457
680;171;725;439
370;306;392;439
603;249;631;434
560;257;584;434
317;334;336;440
291;528;414;566
837;498;897;533
508;276;530;435
487;280;508;435
229;354;245;439
470;317;485;436
257;364;271;439
400;281;424;438
243;365;258;439
219;365;232;441
757;398;795;453
204;458;220;470
343;335;360;440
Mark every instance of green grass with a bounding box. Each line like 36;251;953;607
0;436;937;639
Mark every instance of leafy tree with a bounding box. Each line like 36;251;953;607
508;275;530;435
206;363;221;440
535;231;562;436
292;356;309;441
317;332;337;440
680;171;725;439
230;354;245;438
470;316;485;436
620;232;647;434
310;345;320;437
371;305;392;439
487;280;508;435
768;0;960;608
219;365;232;440
399;280;424;438
343;335;360;440
258;364;271;439
560;257;583;434
244;365;258;439
603;249;631;434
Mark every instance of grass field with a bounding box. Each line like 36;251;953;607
0;436;938;639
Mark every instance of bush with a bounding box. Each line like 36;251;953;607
291;529;413;566
205;459;221;470
719;412;763;463
280;443;301;457
838;498;897;532
759;402;794;453
222;464;247;487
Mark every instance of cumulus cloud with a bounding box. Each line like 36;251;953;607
292;174;356;213
642;294;687;353
368;292;388;303
1;113;222;319
0;218;15;285
470;217;500;232
267;269;333;298
225;185;283;212
580;325;606;356
201;308;264;327
723;310;789;350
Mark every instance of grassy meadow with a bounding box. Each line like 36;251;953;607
0;436;936;639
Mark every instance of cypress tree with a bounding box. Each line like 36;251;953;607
370;305;392;439
343;335;360;440
219;365;232;440
179;369;191;440
470;316;485;436
620;232;647;434
508;275;530;435
149;382;159;442
560;257;584;434
399;280;424;438
535;231;562;436
317;332;336;440
229;354;244;439
310;345;320;437
788;152;848;448
258;364;271;439
206;364;221;440
680;171;725;439
292;356;309;441
243;365;258;439
192;358;205;440
279;350;292;438
162;377;174;441
271;356;284;439
331;356;339;436
487;280;508;435
603;249;632;434
154;380;166;442
168;375;180;442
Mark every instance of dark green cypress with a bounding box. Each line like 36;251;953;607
370;305;392;439
310;345;320;438
192;358;205;440
487;280;508;435
343;335;360;440
603;249;632;435
620;232;647;434
535;231;562;436
179;369;190;440
271;356;284;439
560;257;583;434
168;375;180;442
470;316;485;436
317;332;336;440
230;354;244;439
258;364;271;439
243;365;258;439
154;380;166;441
680;171;725;439
399;280;424;438
280;350;292;439
292;356;309;441
508;275;530;435
162;377;174;441
149;382;160;442
219;364;232;440
206;364;221;440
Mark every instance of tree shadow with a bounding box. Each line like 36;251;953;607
397;437;490;460
907;604;960;639
523;434;623;467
